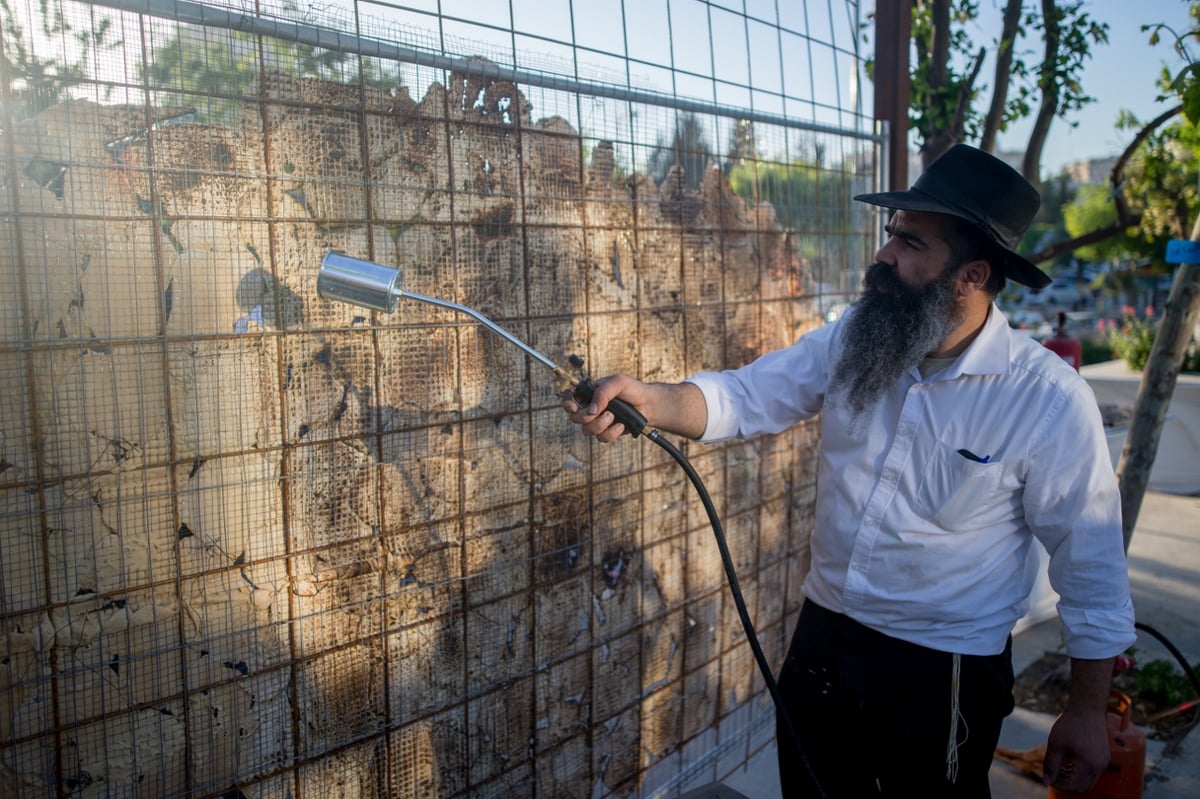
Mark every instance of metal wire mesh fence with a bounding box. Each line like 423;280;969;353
1;0;881;795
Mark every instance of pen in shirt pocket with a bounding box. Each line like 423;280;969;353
957;448;991;463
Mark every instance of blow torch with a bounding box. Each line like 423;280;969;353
316;251;646;435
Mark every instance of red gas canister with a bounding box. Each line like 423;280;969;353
1043;311;1082;371
1047;689;1145;799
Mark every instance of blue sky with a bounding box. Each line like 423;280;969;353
979;0;1197;173
308;0;1193;176
376;1;1198;176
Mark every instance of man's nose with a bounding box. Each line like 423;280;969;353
873;241;894;265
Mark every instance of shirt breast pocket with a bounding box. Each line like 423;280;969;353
915;441;1007;532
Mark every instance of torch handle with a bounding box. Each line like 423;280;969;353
572;379;647;438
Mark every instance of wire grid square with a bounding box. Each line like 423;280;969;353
0;487;45;612
524;222;590;315
462;503;530;609
466;677;535;787
63;699;189;797
186;667;294;788
163;236;288;340
1;610;55;743
382;519;464;627
175;452;281;576
41;470;173;603
179;571;290;683
466;592;533;691
638;671;683;770
372;322;462;429
30;343;171;481
681;660;720;743
377;428;462;528
290;553;386;657
459;415;535;510
277;330;381;445
535;732;594;799
297;735;386;798
53;599;184;740
533;649;591;749
171;338;283;459
385;611;465;722
758;489;792;566
295;641;387;757
283;444;381;554
533;574;592;665
641;532;687;616
0;732;57;796
591;702;640;796
530;485;591;585
681;585;723;676
386;705;468;799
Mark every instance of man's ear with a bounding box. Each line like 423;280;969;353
957;259;992;296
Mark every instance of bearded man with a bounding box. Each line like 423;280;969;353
562;145;1135;797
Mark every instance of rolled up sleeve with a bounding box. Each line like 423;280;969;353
684;323;834;443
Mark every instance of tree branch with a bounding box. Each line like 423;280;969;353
1027;103;1183;264
981;0;1024;152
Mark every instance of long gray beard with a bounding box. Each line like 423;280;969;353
830;262;964;419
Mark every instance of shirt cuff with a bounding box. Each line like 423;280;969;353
1057;598;1137;660
684;374;739;442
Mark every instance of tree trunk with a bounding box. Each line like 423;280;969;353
1023;0;1060;184
1117;220;1200;550
979;0;1023;152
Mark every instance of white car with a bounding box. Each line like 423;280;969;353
1030;277;1084;308
1003;308;1052;339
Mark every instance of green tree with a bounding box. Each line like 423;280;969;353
727;155;856;271
903;0;1108;181
647;112;711;190
723;119;758;172
1111;7;1200;548
0;0;121;121
1062;184;1132;264
142;3;402;124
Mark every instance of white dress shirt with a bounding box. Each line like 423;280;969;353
687;304;1136;659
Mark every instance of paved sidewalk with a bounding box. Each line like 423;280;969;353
717;490;1200;798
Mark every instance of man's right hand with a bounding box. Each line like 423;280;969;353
560;376;707;442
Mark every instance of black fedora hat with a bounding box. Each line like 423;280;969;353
854;144;1050;288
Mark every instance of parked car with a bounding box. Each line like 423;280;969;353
1029;277;1085;308
1002;307;1052;339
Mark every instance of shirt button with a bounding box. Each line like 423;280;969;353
882;468;896;482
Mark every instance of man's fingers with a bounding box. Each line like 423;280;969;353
597;422;625;442
1045;757;1089;790
1041;752;1064;786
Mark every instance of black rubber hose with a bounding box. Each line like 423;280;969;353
646;429;827;799
1134;621;1200;698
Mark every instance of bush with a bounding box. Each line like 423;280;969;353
1081;337;1112;366
1109;314;1157;371
1107;309;1200;373
1134;658;1199;707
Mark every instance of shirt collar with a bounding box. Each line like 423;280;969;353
930;303;1013;380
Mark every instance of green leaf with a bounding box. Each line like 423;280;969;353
1183;80;1200;126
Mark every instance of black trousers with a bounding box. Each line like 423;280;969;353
775;601;1015;798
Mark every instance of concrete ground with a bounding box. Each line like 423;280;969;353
712;490;1200;799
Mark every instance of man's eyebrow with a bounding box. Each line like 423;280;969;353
884;222;927;249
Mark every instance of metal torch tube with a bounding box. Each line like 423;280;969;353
396;288;561;374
